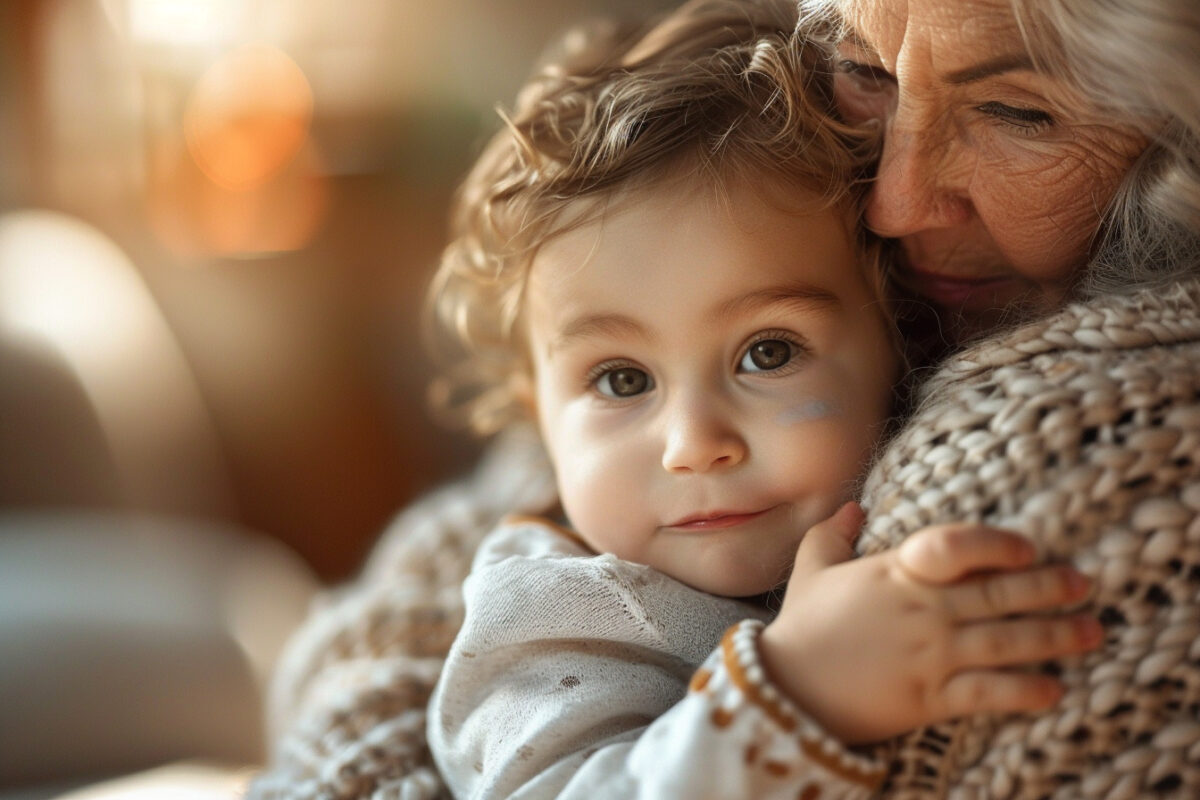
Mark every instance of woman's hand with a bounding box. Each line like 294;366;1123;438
759;503;1102;745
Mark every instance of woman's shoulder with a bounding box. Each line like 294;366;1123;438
885;278;1200;460
861;279;1200;797
943;278;1200;377
862;278;1200;553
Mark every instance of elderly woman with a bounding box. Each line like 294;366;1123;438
806;0;1200;796
818;0;1200;794
249;0;1200;797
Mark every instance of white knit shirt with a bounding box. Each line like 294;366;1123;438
427;516;885;800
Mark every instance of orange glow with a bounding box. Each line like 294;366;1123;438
147;139;329;258
184;44;313;192
147;44;328;257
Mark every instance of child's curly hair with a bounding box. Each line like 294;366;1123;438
425;0;881;435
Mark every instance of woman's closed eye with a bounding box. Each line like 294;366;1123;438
976;101;1055;134
832;51;897;122
836;58;896;92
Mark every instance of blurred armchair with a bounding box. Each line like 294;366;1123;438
0;211;319;799
0;511;317;800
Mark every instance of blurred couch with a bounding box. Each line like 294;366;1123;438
0;512;317;800
0;210;320;797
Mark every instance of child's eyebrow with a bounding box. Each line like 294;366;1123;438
549;313;650;354
714;282;841;319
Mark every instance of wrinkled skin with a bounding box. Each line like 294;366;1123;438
831;0;1147;338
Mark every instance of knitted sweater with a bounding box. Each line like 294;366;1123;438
247;427;559;800
247;279;1200;799
855;278;1200;798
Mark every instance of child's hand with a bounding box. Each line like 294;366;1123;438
759;503;1102;745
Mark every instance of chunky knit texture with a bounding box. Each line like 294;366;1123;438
858;279;1200;798
247;427;557;800
249;279;1200;799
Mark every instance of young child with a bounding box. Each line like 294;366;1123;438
423;1;1102;797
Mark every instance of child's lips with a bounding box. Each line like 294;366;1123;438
666;507;773;530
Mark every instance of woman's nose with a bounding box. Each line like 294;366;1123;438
864;102;974;237
661;402;748;474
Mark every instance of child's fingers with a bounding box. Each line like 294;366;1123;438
938;670;1065;719
943;564;1092;622
949;614;1104;671
789;502;864;580
897;524;1036;584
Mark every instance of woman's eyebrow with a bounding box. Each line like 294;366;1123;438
944;54;1036;85
714;283;841;319
837;28;876;54
838;27;1035;86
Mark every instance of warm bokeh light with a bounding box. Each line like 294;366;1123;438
123;0;247;48
184;44;312;191
3;0;677;573
0;211;148;357
148;136;329;258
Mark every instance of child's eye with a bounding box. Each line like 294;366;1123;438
739;338;795;373
594;366;653;398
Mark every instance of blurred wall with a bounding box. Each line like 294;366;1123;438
0;0;676;580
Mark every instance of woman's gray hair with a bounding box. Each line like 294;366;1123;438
1007;0;1200;297
796;0;1200;296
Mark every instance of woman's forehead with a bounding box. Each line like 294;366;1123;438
830;0;1117;119
832;0;1027;57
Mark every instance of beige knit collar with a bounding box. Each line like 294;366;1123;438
943;278;1200;376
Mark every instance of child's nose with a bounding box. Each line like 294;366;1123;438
661;403;748;474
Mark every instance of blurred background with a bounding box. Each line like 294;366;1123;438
0;0;676;796
0;0;680;581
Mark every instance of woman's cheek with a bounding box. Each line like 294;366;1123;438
976;125;1146;279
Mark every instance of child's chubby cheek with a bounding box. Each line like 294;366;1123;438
542;408;658;542
761;370;890;492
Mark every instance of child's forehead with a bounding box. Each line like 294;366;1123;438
542;165;845;241
525;175;860;310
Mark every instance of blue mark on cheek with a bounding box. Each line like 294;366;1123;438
774;398;842;425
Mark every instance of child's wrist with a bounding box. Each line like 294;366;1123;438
695;621;888;792
759;619;870;744
758;621;816;718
